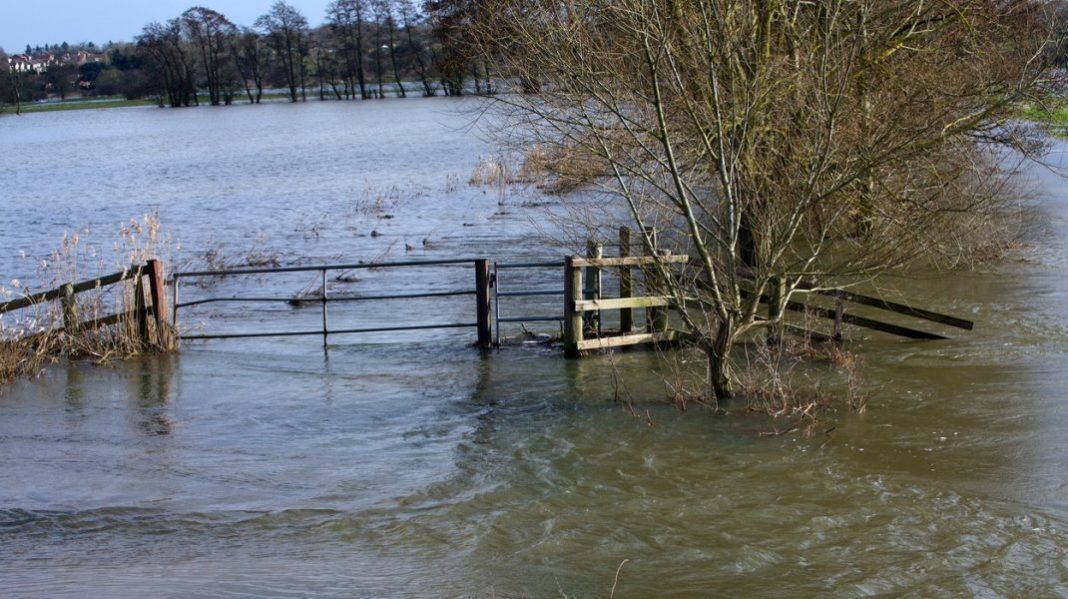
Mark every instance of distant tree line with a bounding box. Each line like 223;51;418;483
1;0;496;111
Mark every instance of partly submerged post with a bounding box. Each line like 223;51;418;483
146;259;169;348
134;267;150;348
584;240;603;336
61;283;78;335
619;226;633;334
833;289;845;342
321;268;329;348
563;256;583;358
643;227;667;333
475;259;492;350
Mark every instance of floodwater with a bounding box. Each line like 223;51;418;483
1;99;1067;597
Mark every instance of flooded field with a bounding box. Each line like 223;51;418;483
1;99;1067;596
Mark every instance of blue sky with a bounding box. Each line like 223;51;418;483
1;1;332;53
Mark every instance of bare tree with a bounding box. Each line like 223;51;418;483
376;0;407;97
256;1;310;102
396;0;436;96
477;0;1058;400
232;27;270;103
424;0;483;96
137;20;198;107
0;47;11;114
369;0;388;97
181;6;238;107
326;0;370;99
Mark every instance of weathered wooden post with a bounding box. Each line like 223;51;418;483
134;267;150;349
146;259;169;349
475;259;492;350
61;283;78;335
563;256;583;358
833;289;845;342
766;275;785;345
584;239;603;336
619;226;633;334
643;227;668;333
321;268;329;348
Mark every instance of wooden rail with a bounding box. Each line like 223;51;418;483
0;259;171;349
561;227;974;357
563;242;681;356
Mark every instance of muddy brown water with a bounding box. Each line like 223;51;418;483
1;100;1066;596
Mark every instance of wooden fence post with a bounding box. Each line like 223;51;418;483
643;227;667;333
833;289;845;342
619;226;633;334
563;256;583;358
584;240;602;336
61;283;78;335
475;259;492;350
134;267;150;348
146;259;170;349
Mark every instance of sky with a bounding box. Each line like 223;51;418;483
0;0;333;53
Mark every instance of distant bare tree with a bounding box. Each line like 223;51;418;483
396;0;435;96
137;20;198;107
232;27;270;103
374;0;406;97
181;6;238;106
256;1;310;102
0;47;12;114
326;0;370;99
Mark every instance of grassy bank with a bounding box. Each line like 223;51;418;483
1020;100;1068;136
3;92;338;115
13;98;158;114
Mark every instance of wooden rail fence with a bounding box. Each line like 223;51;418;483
561;227;974;357
0;259;171;349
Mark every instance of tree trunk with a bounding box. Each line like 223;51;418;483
706;319;735;401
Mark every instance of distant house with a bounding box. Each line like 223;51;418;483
6;51;102;74
7;53;55;73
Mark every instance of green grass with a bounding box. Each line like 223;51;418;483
2;91;332;116
1;89;403;115
1019;100;1068;135
5;97;157;114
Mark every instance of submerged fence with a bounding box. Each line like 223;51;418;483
0;259;172;349
172;259;494;348
1;235;974;360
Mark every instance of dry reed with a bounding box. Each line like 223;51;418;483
0;213;178;384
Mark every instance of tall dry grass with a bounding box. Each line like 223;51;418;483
0;214;178;384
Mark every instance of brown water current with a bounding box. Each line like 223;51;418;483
1;99;1067;596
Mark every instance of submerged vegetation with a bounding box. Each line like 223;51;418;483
0;215;178;383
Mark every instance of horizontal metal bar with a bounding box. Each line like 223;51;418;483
176;290;476;309
177;297;296;308
330;290;475;302
180;322;479;341
497;290;564;297
494;261;565;269
498;316;563;323
174;259;481;279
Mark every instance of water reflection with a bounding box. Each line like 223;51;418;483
127;354;177;437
